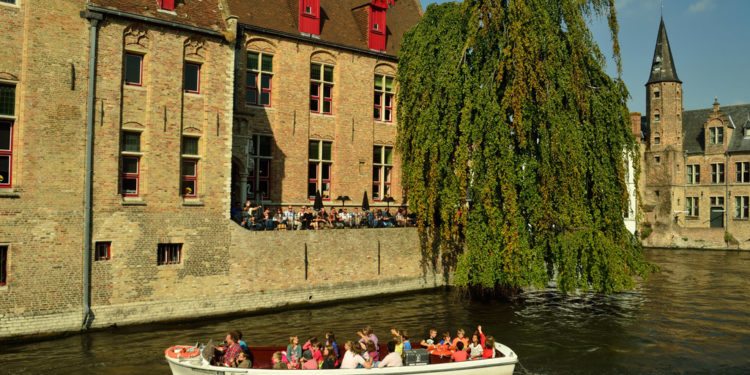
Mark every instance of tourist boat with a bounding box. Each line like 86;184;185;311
164;342;518;375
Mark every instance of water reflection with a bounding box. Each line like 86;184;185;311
2;249;750;374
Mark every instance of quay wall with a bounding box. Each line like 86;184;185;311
0;226;442;341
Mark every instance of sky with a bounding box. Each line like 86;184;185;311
419;0;750;113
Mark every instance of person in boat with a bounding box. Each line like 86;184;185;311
357;326;378;347
378;340;403;368
324;331;339;359
420;328;439;348
390;328;404;354
451;329;469;350
468;331;483;360
321;345;337;369
402;331;412;351
451;341;468;362
364;340;379;363
300;350;318;370
302;337;323;363
430;332;454;357
478;325;498;359
286;336;302;368
271;351;288;370
236;351;252;368
340;341;372;369
215;331;242;367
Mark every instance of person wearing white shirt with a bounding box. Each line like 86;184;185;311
379;341;403;367
340;341;372;369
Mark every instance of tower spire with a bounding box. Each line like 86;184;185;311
647;17;681;84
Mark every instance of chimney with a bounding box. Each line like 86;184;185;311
630;112;642;140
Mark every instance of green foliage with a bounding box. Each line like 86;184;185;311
397;0;653;294
640;222;653;240
724;231;738;245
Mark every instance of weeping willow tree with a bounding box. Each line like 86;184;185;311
397;0;653;294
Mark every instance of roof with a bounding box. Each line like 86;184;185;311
88;0;227;32
647;17;681;85
227;0;423;56
682;103;750;154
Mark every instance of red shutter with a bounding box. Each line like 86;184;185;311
368;5;387;51
159;0;176;11
299;0;321;35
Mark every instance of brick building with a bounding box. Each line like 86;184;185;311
640;18;750;247
0;0;426;341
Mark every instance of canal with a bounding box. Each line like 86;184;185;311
2;249;749;374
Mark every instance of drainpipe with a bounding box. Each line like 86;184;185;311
81;10;103;330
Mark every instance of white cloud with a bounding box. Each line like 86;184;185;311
688;0;716;13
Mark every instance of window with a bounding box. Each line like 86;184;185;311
308;140;332;199
709;127;724;145
654;132;661;145
710;163;725;184
710;196;724;207
374;74;394;122
124;53;144;86
654;156;661;164
686;197;699;217
0;84;14;188
0;245;6;286
121;131;141;196
157;243;182;265
686;164;700;184
247;134;273;201
735;196;750;219
184;62;201;93
654;89;660;98
0;83;14;115
372;145;393;200
95;242;111;261
181;137;199;197
246;51;273;106
310;63;333;114
654;110;660;122
736;162;750;183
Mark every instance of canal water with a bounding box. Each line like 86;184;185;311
2;249;749;374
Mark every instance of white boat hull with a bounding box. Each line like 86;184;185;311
165;343;518;375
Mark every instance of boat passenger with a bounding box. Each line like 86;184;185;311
402;331;412;351
321;345;337;369
271;351;288;370
378;341;403;368
365;340;379;362
237;330;249;353
468;331;483;360
478;325;498;359
340;341;372;369
420;328;439;348
236;351;252;368
287;336;302;368
216;331;242;367
303;337;323;363
301;350;318;370
431;332;453;357
357;326;378;347
452;329;469;350
451;342;468;362
325;331;339;358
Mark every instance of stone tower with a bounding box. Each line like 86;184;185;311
643;17;683;229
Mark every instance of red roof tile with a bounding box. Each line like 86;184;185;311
89;0;227;32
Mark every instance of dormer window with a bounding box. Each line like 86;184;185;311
299;0;320;35
158;0;175;11
744;127;750;139
709;127;724;145
368;0;394;51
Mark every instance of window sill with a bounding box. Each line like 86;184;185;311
124;84;145;91
374;120;394;125
310;112;334;118
0;2;19;9
245;105;273;111
685;216;699;220
0;188;20;198
122;198;146;206
157;9;177;16
182;199;204;207
732;218;749;221
184;91;201;97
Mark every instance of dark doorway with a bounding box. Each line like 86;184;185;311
710;207;724;228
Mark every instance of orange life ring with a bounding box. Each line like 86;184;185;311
165;345;201;359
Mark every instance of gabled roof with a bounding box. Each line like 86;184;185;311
647;17;681;85
682;103;750;154
227;0;422;56
88;0;227;32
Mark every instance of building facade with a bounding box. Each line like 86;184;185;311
640;18;750;248
0;0;428;341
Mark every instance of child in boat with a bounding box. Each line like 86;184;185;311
390;328;404;354
378;341;404;367
235;351;252;368
325;331;339;359
420;328;439;348
431;332;453;357
478;325;498;359
402;331;412;351
451;341;468;362
303;337;323;363
271;351;287;369
301;350;318;370
321;345;337;369
340;341;372;369
468;331;483;360
357;326;378;347
365;340;380;363
452;329;469;350
286;336;302;368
